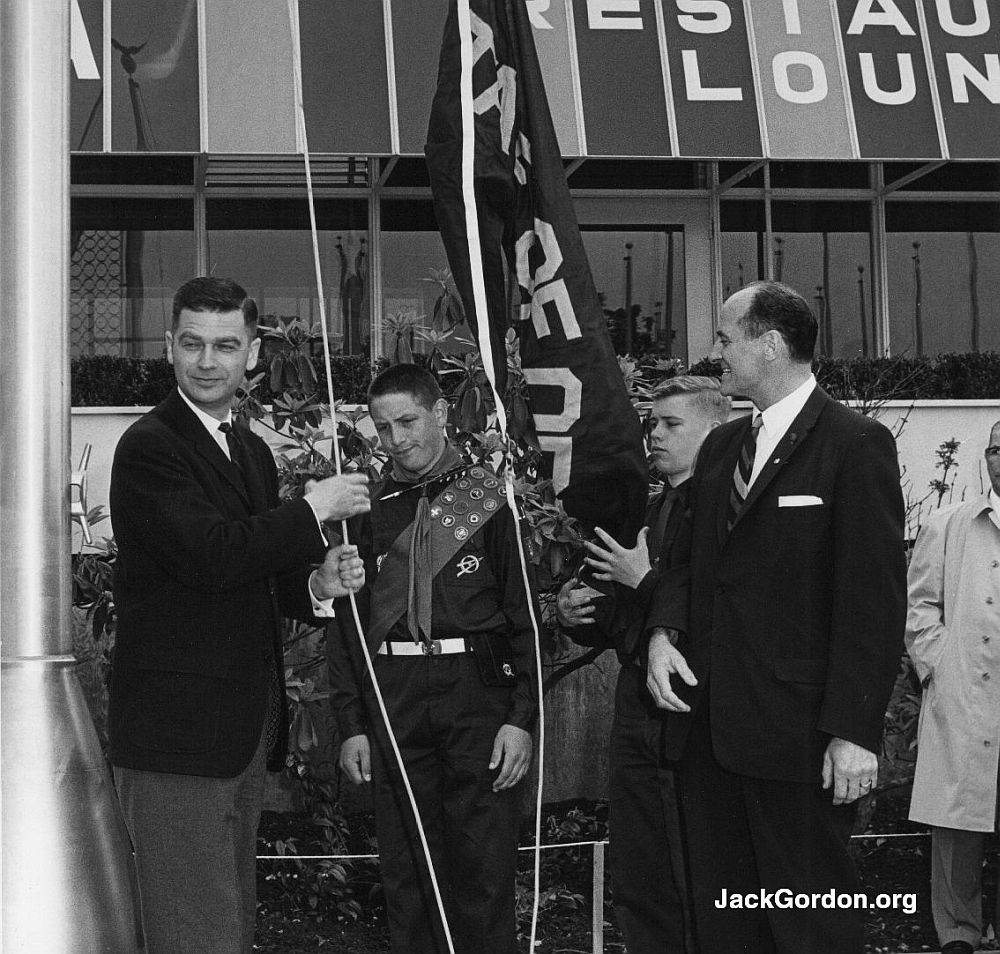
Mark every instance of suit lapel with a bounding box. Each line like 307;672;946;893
159;390;252;510
234;420;269;514
727;386;829;535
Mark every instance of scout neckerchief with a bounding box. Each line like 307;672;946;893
394;444;464;645
367;450;507;653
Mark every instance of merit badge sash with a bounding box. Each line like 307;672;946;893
366;466;507;653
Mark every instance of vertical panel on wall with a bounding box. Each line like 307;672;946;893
71;0;104;151
745;1;855;158
392;0;448;156
299;0;392;154
571;0;672;156
393;0;583;157
111;0;201;151
923;0;1000;159
204;0;297;153
530;0;584;156
659;0;761;158
835;0;943;158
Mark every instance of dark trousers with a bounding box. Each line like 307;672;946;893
677;701;860;954
113;726;269;954
609;663;691;954
368;653;520;954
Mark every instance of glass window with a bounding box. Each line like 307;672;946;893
721;200;765;299
722;201;874;359
568;161;709;191
718;162;764;189
206;199;369;356
886;202;1000;356
72;155;194;186
71;0;103;151
580;228;687;359
70;198;195;358
111;0;200;151
380;201;476;361
769;162;870;190
771;202;874;359
883;162;1000;193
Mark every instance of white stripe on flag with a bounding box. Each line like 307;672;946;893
456;0;508;435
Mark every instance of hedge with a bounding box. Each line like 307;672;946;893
687;352;1000;401
71;354;380;407
72;351;1000;407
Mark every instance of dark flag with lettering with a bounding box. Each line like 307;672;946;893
425;0;647;542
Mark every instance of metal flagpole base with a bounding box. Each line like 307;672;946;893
1;658;142;953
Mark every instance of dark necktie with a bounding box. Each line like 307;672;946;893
218;421;246;479
727;413;762;533
647;485;680;561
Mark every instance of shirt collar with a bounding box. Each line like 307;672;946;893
988;489;1000;527
177;387;233;439
757;374;817;439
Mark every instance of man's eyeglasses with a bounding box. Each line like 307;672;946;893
985;446;1000;458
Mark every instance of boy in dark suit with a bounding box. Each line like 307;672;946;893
557;375;729;954
646;281;906;953
109;277;370;954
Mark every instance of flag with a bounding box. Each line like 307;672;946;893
425;0;647;542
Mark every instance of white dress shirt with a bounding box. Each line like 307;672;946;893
175;388;335;616
749;374;817;488
177;387;235;459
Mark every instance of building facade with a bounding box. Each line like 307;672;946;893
69;0;1000;366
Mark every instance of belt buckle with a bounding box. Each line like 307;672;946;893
422;639;442;656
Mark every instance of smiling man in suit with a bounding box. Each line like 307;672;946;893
108;277;371;954
645;281;906;953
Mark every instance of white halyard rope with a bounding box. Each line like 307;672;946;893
286;4;456;951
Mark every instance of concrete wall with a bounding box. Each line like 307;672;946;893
73;400;1000;549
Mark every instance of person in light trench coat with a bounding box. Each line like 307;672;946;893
906;420;1000;954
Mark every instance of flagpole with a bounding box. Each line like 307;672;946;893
1;0;140;949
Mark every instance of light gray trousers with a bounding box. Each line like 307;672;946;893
113;729;268;954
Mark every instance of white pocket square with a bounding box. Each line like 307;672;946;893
779;495;823;507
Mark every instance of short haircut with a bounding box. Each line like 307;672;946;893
368;363;444;411
738;280;817;364
172;277;258;331
651;374;731;423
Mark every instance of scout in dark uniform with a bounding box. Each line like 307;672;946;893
328;364;538;954
557;375;730;954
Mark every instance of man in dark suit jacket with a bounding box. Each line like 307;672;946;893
557;375;730;954
645;281;906;953
108;277;370;954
